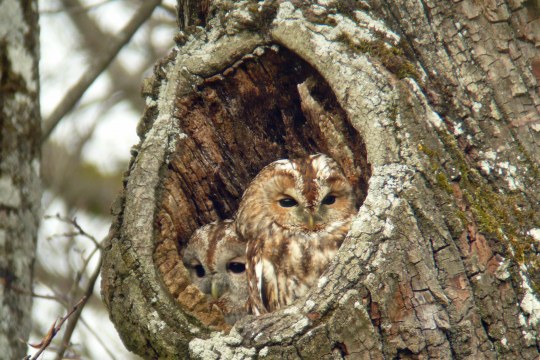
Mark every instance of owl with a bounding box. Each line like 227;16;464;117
182;220;249;324
235;153;356;315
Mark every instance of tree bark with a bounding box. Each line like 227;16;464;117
0;0;41;357
101;0;540;358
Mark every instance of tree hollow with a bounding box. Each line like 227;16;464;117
154;45;371;330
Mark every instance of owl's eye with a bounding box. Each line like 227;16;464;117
227;262;246;274
194;264;206;278
322;194;336;205
279;197;298;207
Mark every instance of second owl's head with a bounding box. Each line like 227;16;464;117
182;220;247;300
237;153;356;234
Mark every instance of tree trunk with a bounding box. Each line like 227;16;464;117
0;0;41;357
101;0;540;358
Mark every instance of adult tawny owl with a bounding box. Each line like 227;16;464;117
182;220;248;324
236;153;356;315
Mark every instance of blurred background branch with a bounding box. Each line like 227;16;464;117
30;0;178;358
42;0;162;142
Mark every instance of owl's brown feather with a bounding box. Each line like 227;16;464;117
236;154;356;315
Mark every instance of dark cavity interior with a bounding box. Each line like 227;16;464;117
157;45;371;253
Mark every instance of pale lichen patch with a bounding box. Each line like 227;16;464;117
405;79;444;130
371;242;389;268
484;150;497;160
496;162;520;190
477;151;523;190
0;177;21;207
528;228;540;243
189;339;220;360
258;346;269;357
519;313;527;327
283;305;299;315
353;11;400;45
0;1;36;92
317;276;328;288
189;331;256;360
293;317;310;332
472;101;482;113
519;270;540;329
309;4;327;16
275;1;302;24
304;299;316;311
330;13;376;44
453;122;464;136
147;310;166;333
145;97;157;107
317;0;335;6
383;218;394;237
494;258;510;281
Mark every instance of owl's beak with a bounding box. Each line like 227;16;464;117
307;213;315;230
304;207;324;230
211;281;221;299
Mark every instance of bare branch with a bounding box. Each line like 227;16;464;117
41;0;162;142
1;277;68;306
26;296;87;360
44;214;102;249
53;255;103;360
72;246;100;292
20;288;68;306
58;0;147;111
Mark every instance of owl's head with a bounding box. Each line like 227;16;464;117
238;153;356;234
182;220;248;323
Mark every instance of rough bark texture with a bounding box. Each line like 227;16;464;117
0;0;41;358
101;0;540;358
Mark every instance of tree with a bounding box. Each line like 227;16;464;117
101;0;540;358
0;0;41;358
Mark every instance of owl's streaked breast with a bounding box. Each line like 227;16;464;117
236;153;357;315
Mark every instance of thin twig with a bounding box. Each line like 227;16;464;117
80;316;118;360
10;287;67;304
41;0;162;142
73;245;100;290
44;214;102;249
54;255;103;360
27;296;87;360
30;292;67;304
3;278;69;306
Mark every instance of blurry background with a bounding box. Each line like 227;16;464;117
31;0;177;358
